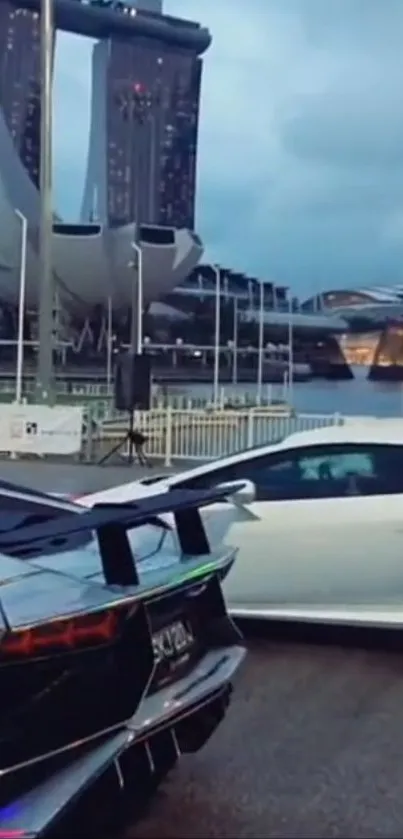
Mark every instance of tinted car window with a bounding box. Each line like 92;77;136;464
294;445;403;498
298;451;373;480
176;452;306;498
176;443;403;501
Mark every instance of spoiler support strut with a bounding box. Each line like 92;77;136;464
0;485;243;587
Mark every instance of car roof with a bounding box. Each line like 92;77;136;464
167;418;403;486
284;419;403;448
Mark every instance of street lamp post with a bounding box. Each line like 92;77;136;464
123;81;152;358
288;293;294;404
35;0;54;403
15;210;27;404
106;296;113;391
257;281;264;405
213;264;221;406
232;295;238;385
130;241;143;355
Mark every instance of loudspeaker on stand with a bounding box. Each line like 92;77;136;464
114;352;151;412
99;351;152;466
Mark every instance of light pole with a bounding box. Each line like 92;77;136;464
35;0;54;403
288;293;294;404
121;82;152;357
232;295;238;385
257;281;264;405
213;264;221;406
106;296;113;390
15;210;27;404
130;241;143;355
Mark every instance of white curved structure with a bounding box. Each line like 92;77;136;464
0;102;202;313
302;285;403;327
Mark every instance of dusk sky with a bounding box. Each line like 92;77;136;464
53;0;403;297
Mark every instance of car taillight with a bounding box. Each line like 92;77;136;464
0;608;126;660
0;832;28;838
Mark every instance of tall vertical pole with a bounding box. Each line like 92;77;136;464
148;114;156;223
15;210;27;404
232;295;238;385
288;293;294;404
213;265;220;406
128;86;150;357
35;0;54;403
131;242;143;355
129;97;138;356
257;281;264;405
106;296;113;391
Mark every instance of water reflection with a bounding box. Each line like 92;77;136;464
180;369;403;418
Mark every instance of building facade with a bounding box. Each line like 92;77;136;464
0;1;209;234
82;24;205;230
302;284;403;376
0;0;207;314
0;2;42;188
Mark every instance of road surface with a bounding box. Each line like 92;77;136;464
127;633;403;839
3;460;403;838
0;458;177;495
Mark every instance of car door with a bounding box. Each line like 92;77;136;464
176;442;403;613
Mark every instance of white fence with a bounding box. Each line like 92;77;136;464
98;408;343;466
1;403;390;464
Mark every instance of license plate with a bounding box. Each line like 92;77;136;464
152;619;195;666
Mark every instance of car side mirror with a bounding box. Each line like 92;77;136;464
217;479;256;506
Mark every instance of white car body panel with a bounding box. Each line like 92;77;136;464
222;495;403;610
75;421;403;627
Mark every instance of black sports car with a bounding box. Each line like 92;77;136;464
0;479;245;837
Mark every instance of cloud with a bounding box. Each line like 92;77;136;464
280;57;403;168
53;0;403;295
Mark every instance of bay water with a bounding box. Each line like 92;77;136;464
179;366;403;418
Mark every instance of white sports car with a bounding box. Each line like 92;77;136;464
76;420;403;629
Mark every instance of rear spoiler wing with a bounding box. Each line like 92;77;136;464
0;485;243;587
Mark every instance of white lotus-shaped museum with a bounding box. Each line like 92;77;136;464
0;106;202;313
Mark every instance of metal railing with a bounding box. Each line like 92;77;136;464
0;379;287;407
0;380;293;420
90;407;343;466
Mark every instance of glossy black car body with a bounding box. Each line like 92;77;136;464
0;482;245;837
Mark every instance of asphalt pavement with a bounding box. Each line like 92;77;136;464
0;458;177;495
127;634;403;839
3;460;403;838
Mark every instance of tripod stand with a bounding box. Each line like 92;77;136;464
98;408;151;467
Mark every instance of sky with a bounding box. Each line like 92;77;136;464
53;0;403;297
